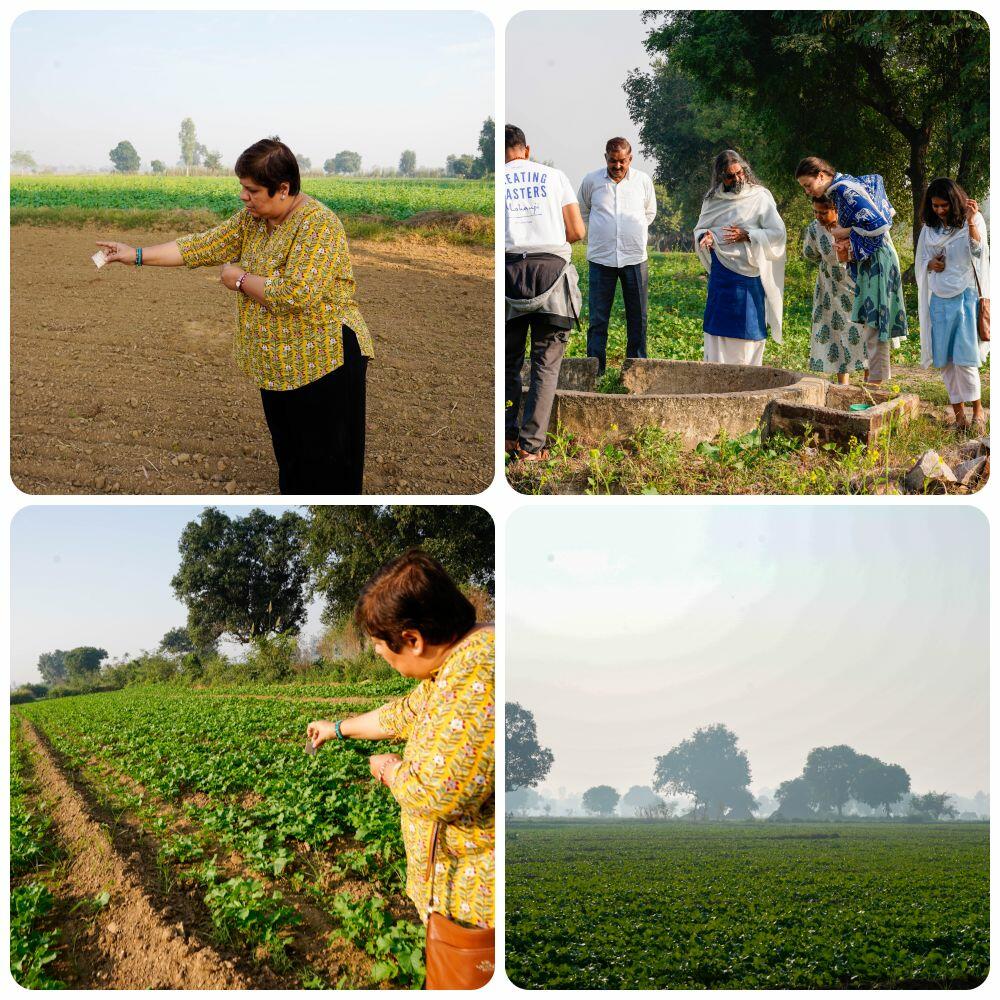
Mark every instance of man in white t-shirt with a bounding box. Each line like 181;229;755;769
504;124;586;461
578;138;657;377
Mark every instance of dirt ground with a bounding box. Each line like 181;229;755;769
11;227;494;495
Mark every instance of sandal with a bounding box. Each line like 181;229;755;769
514;446;551;463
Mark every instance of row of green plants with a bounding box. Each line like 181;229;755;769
16;689;427;987
507;821;988;989
10;174;492;221
10;728;65;989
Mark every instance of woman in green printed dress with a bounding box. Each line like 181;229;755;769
802;195;869;383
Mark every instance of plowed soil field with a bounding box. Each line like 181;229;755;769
11;227;493;495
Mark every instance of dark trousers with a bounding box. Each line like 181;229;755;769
586;260;649;374
259;327;368;495
505;315;568;453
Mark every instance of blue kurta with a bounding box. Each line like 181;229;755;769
703;250;767;341
929;287;980;367
826;173;894;279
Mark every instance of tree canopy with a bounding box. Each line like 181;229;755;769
304;505;494;626
399;149;417;176
475;117;495;176
64;646;109;681
626;11;989;249
653;723;752;819
582;785;620;816
505;702;554;792
851;758;911;817
171;507;310;649
178;118;198;174
37;649;69;686
109;141;140;174
332;150;361;174
802;745;862;817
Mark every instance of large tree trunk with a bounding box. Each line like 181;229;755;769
907;129;931;256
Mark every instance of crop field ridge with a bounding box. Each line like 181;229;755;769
19;718;257;989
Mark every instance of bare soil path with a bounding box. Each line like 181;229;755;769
20;718;256;989
11;227;493;494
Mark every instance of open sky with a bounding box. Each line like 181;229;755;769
10;505;325;686
507;506;989;799
11;11;493;171
506;11;655;188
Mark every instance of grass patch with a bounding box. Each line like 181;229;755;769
508;413;978;496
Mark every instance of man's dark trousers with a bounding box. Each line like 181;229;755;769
505;315;569;453
586;260;649;375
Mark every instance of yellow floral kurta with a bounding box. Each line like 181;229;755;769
377;628;495;929
176;198;374;390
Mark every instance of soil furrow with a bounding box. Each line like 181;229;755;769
20;718;258;989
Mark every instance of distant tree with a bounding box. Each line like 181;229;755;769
171;507;310;649
303;506;494;625
473;117;495;177
64;646;109;682
295;153;312;172
11;150;37;173
582;785;620;816
851;757;911;817
802;745;863;818
333;150;362;174
653;723;752;819
150;159;167;174
203;150;223;172
195;143;208;167
446;153;476;178
725;787;759;819
37;649;68;685
909;792;958;820
773;776;816;819
399;149;417;176
620;784;662;816
505;702;554;792
178;118;198;175
507;786;543;815
109;141;140;173
323;158;338;175
159;626;195;656
637;799;678;820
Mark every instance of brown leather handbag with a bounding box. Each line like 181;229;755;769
972;250;990;342
423;823;495;990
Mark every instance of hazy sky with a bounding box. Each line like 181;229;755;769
507;507;989;799
506;11;655;187
10;506;326;686
11;12;492;171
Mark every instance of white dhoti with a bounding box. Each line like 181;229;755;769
703;333;765;366
941;362;981;404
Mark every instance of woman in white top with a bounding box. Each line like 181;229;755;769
916;178;989;431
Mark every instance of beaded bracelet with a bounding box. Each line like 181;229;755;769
235;271;248;293
334;719;345;741
135;247;143;267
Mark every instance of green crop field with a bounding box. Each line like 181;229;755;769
12;684;428;989
10;174;493;221
506;820;989;989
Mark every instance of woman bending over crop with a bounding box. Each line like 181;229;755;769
307;549;495;989
96;137;374;495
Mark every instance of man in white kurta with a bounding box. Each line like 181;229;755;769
578;138;657;376
694;151;786;365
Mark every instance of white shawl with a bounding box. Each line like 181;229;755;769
915;213;990;368
695;184;787;342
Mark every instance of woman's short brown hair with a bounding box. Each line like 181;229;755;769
795;156;836;179
921;177;968;230
354;549;475;653
234;137;301;196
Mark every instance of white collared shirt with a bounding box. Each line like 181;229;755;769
578;167;657;267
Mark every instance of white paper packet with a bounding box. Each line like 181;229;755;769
92;250;107;269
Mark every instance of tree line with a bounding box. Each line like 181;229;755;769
506;710;973;823
625;11;988;253
13;506;493;703
79;117;495;178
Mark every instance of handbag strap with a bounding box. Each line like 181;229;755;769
969;230;986;300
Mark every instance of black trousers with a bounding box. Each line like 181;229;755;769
586;260;649;374
259;327;368;495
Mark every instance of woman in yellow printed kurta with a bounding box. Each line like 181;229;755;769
307;550;495;987
96;138;374;495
